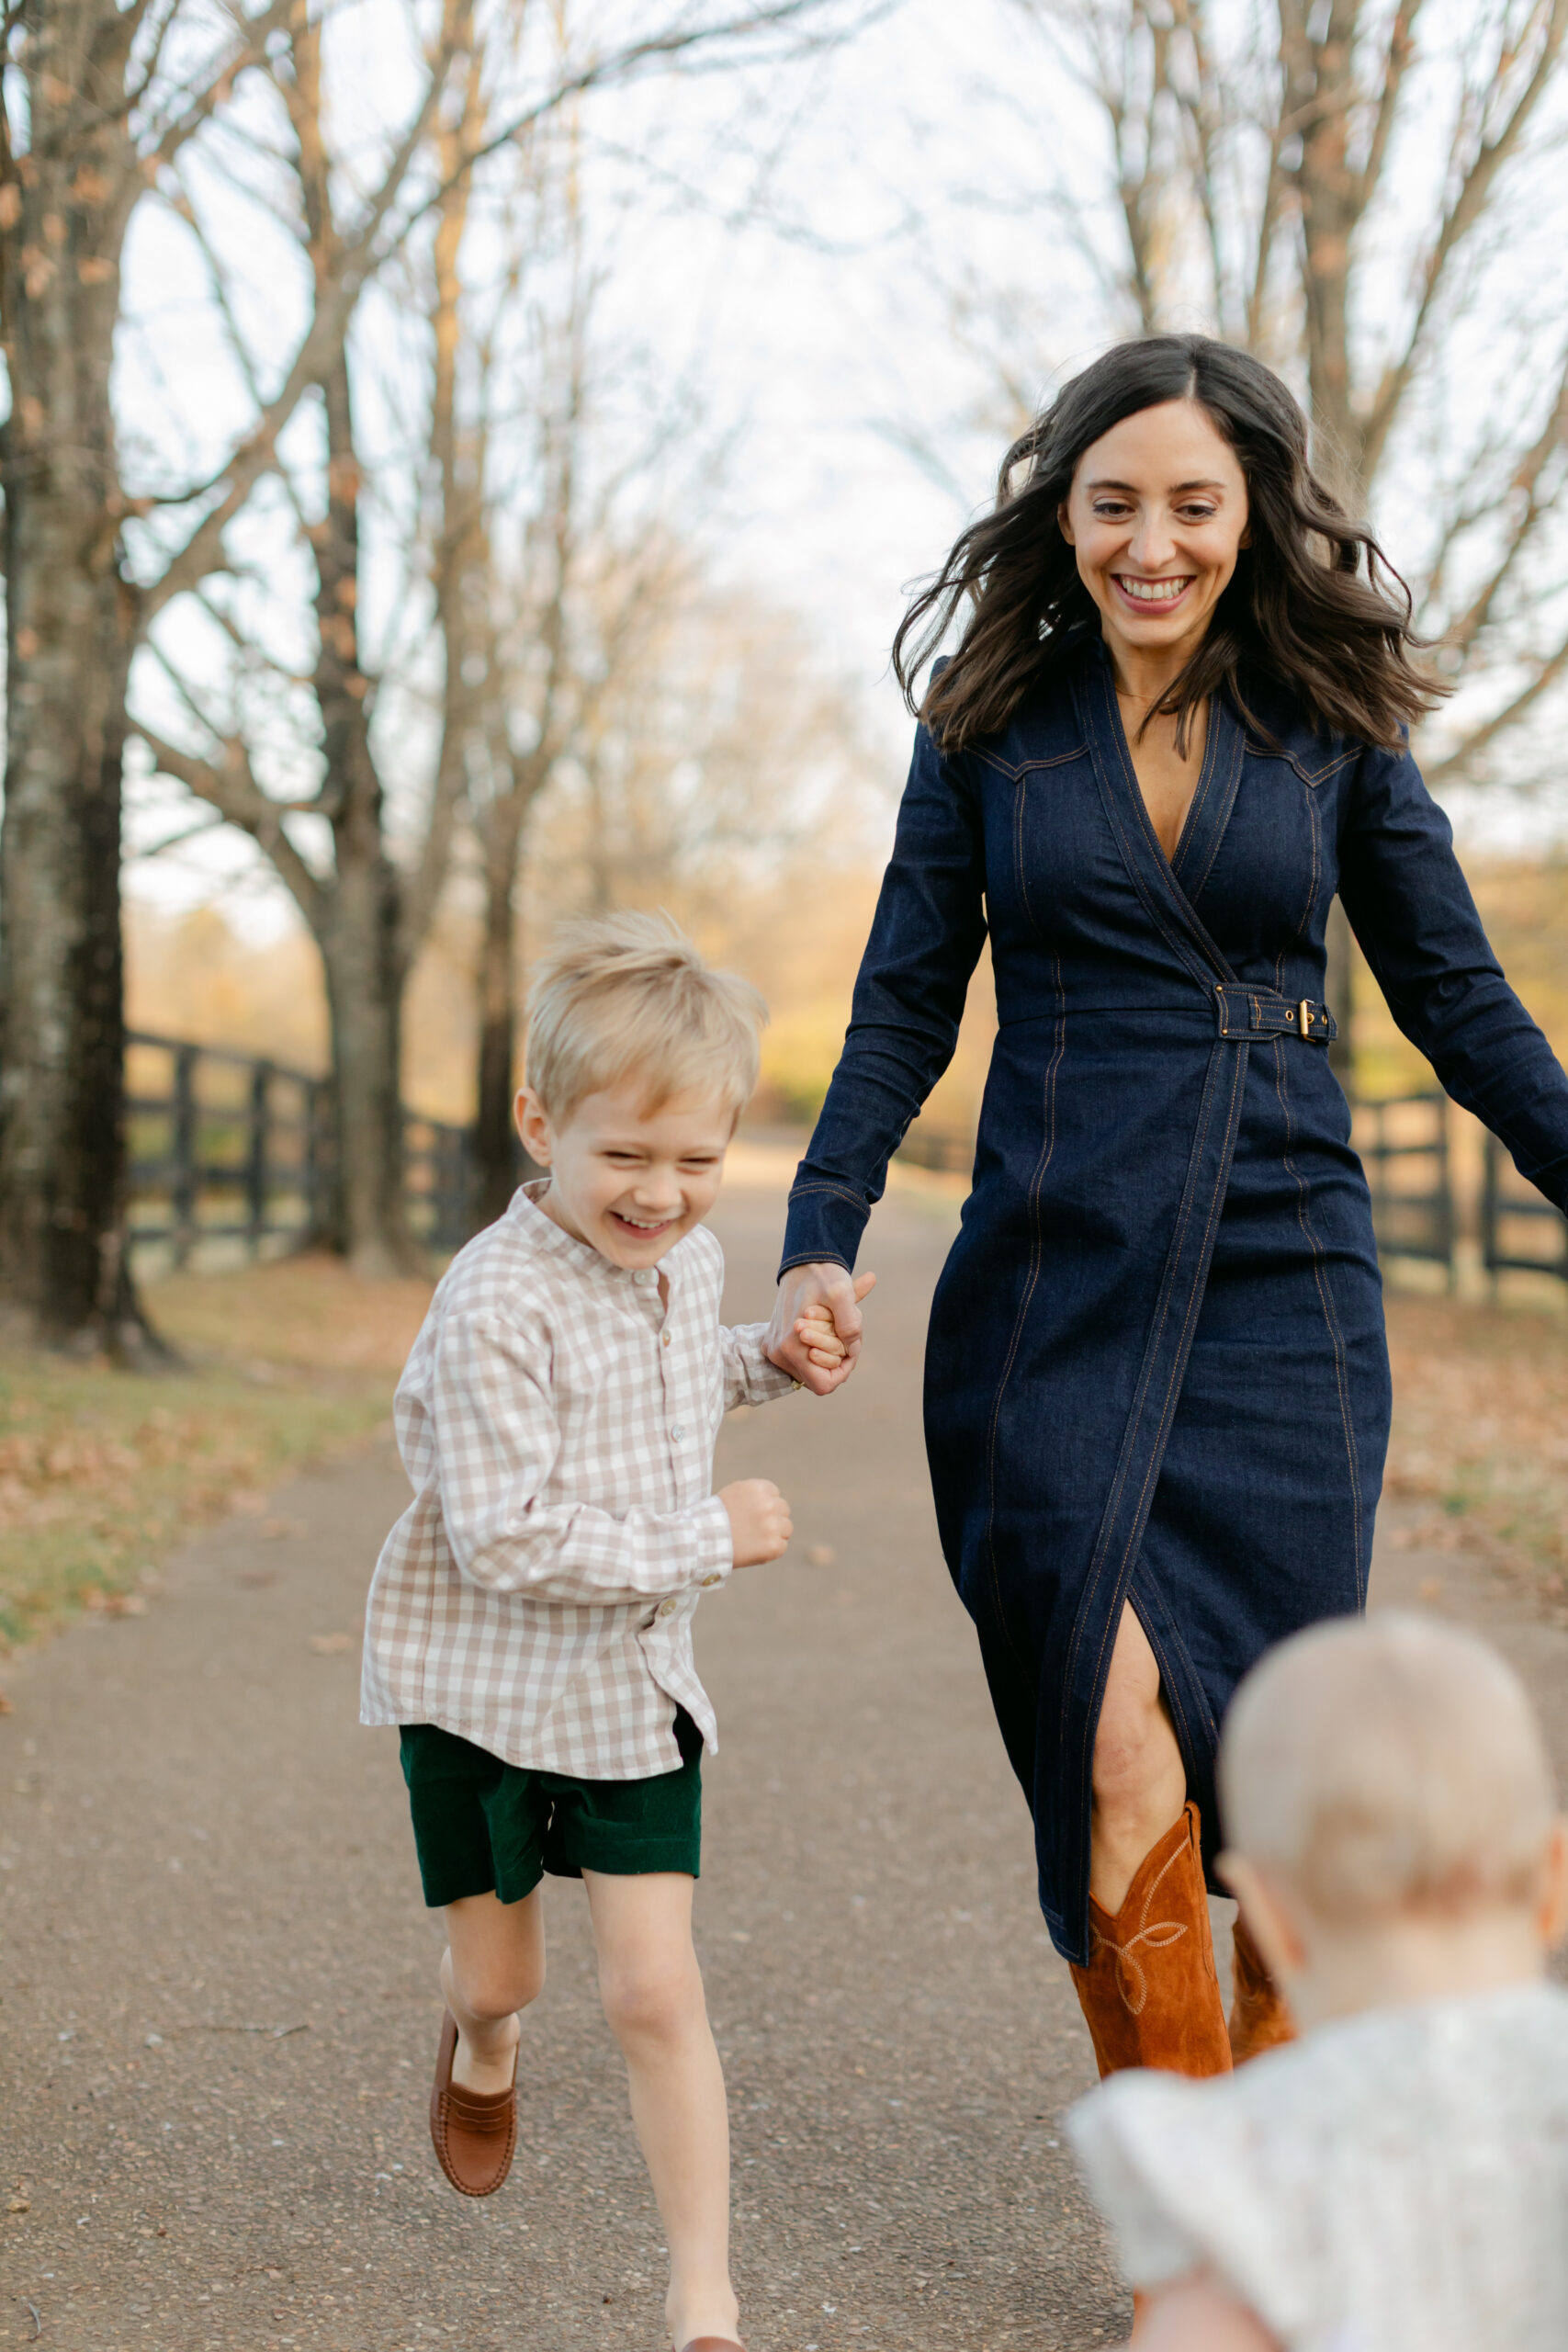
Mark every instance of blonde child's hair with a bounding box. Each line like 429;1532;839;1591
1220;1611;1557;1927
524;910;766;1125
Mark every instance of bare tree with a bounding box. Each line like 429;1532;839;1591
132;0;881;1271
0;0;878;1332
0;0;290;1353
920;0;1568;1052
996;0;1568;760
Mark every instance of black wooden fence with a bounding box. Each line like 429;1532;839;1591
897;1091;1568;1294
126;1033;479;1264
125;1030;1568;1288
1483;1127;1568;1285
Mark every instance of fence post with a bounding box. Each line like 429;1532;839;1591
304;1079;328;1245
247;1061;271;1252
1436;1095;1455;1295
1481;1130;1500;1299
172;1045;198;1268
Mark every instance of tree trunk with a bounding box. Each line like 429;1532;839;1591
312;353;420;1274
474;851;523;1231
1281;0;1365;499
318;868;413;1276
0;15;163;1355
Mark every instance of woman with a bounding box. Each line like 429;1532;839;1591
765;335;1568;2086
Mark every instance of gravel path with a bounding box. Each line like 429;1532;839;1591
4;1175;1565;2352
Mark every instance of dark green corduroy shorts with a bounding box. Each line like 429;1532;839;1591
399;1713;703;1908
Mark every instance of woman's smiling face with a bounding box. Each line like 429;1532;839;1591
1058;398;1249;677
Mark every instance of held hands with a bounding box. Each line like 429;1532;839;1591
765;1264;877;1396
719;1478;793;1566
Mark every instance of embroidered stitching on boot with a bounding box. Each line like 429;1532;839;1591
1089;1838;1190;2014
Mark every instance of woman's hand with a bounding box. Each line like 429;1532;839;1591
765;1262;876;1395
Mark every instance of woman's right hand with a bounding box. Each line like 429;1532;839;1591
765;1261;876;1395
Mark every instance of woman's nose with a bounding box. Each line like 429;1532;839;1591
1127;513;1177;571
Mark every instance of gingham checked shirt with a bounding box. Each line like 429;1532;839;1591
360;1182;797;1779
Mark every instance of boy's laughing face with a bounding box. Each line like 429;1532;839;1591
515;1081;735;1269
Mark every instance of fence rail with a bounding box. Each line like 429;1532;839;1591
1350;1091;1455;1282
123;1034;1568;1289
125;1033;479;1266
1482;1128;1568;1285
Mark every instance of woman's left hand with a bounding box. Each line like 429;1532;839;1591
765;1263;876;1395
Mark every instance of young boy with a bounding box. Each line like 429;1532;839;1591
1069;1611;1568;2351
361;912;867;2352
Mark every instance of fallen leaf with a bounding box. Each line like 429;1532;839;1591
308;1633;353;1655
805;1544;835;1567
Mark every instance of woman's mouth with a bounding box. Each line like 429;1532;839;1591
1111;573;1195;616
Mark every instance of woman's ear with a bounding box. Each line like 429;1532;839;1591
1057;501;1076;547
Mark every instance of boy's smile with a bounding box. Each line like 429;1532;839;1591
515;1081;736;1268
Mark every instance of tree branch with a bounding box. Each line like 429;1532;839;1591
1360;0;1568;481
135;721;329;928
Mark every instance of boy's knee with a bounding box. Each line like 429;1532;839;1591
598;1951;703;2045
446;1946;545;2022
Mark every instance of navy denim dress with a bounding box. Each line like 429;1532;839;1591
779;635;1568;1964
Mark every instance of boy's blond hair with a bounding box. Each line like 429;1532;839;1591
524;910;766;1125
1220;1611;1557;1926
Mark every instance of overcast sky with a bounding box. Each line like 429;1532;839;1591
117;0;1568;926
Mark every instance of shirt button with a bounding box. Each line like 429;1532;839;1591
658;1597;679;1617
633;1269;656;1286
699;1574;721;1589
671;1423;685;1441
661;1330;671;1347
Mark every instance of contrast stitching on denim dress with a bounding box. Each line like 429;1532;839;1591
785;1179;871;1214
979;955;1066;1667
1175;714;1246;910
1242;740;1359;787
972;742;1088;782
1064;1037;1247;1800
1271;1035;1367;1604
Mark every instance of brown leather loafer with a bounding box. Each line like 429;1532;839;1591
428;2008;518;2198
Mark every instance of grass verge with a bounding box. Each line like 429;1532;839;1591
0;1255;432;1656
1384;1292;1568;1609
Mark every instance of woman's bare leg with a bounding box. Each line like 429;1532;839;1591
1090;1605;1187;1914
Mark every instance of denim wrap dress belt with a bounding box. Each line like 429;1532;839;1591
780;635;1568;1964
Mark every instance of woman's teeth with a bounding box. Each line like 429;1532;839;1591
1115;576;1192;604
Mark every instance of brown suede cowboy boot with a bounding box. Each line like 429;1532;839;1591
1227;1911;1295;2064
1068;1801;1232;2082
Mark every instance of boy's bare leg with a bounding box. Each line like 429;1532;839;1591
440;1887;546;2096
585;1870;738;2350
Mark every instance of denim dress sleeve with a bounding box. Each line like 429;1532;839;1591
779;724;988;1276
1337;742;1568;1211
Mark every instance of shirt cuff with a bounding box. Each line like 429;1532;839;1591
727;1320;805;1405
687;1493;736;1586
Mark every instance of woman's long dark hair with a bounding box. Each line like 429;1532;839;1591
894;334;1446;753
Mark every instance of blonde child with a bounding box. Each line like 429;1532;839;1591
360;912;868;2352
1069;1611;1568;2351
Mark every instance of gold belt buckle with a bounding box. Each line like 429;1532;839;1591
1298;998;1313;1038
